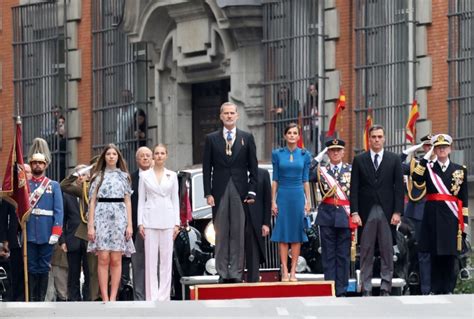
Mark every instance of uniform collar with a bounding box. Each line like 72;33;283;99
31;175;45;183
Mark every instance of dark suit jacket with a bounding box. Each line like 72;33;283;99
248;168;272;262
0;199;21;249
350;150;404;224
60;192;85;252
203;128;258;218
131;170;140;241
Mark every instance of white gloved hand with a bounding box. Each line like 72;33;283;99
403;143;423;155
48;234;59;245
73;165;94;177
314;147;328;163
423;145;434;161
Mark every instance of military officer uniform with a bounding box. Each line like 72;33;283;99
400;134;432;294
310;139;353;297
26;153;64;301
412;134;469;294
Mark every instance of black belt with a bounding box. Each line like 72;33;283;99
97;198;124;203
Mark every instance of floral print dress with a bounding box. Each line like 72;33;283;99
87;168;135;257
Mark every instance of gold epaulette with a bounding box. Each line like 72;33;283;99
463;207;469;217
413;164;426;176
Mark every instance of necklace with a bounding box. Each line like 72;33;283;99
287;147;296;162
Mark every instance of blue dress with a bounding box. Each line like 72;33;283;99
270;147;311;243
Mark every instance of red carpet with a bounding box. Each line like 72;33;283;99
190;281;335;300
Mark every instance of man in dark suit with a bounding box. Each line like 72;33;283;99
0;198;24;301
203;102;258;283
350;124;404;296
129;146;152;300
246;167;271;282
310;139;353;297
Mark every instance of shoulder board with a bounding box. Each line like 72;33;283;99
279;148;285;152
301;148;307;155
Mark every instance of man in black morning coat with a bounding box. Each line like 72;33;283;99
350;124;404;296
246;167;271;282
203;102;258;283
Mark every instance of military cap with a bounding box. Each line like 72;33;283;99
325;138;345;150
420;134;433;145
431;134;452;147
29;152;47;164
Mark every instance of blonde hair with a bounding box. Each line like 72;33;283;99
152;143;168;154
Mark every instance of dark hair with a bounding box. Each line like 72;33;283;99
134;109;147;131
284;122;300;135
369;124;385;135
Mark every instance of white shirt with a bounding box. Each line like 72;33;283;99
330;163;342;173
438;159;450;172
223;127;236;141
370;149;384;166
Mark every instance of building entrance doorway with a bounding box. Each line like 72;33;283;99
192;79;230;164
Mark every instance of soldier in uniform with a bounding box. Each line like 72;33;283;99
400;134;434;294
309;139;354;297
26;152;64;301
412;134;468;294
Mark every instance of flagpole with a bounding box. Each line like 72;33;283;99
17;115;30;302
22;219;29;302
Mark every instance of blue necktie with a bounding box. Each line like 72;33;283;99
374;154;379;170
226;130;232;142
333;166;339;176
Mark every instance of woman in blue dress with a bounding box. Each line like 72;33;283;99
87;144;135;301
271;123;311;282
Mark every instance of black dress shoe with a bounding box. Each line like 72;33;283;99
380;290;390;296
362;290;372;297
336;293;347;297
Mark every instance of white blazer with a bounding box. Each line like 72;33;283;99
137;168;180;229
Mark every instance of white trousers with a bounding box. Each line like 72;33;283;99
144;228;174;301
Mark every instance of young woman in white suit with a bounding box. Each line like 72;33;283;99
137;144;180;301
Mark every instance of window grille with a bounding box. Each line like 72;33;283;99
12;0;68;181
92;0;150;172
448;0;474;174
263;0;321;157
354;0;413;153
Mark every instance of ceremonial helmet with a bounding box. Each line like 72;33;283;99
29;153;47;164
27;137;51;164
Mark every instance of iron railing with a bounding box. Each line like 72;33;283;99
354;0;414;154
92;0;150;172
448;0;474;175
12;0;68;181
262;0;321;156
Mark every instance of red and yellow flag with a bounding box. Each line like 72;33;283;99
1;118;31;223
405;100;420;144
363;110;373;151
326;89;346;137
